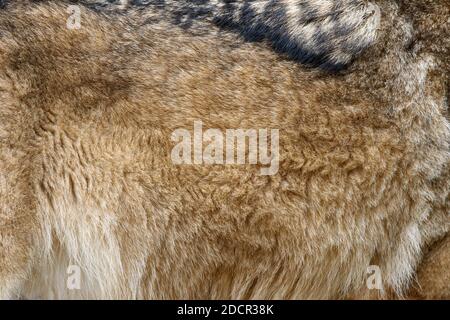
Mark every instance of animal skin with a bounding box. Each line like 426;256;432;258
0;0;448;299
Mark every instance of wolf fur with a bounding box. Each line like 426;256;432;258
0;0;448;299
34;0;381;71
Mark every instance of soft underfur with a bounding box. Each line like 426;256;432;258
0;0;448;299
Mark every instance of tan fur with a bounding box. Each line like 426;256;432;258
73;0;382;70
0;1;448;299
409;235;450;299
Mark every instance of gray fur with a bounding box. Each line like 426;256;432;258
68;0;381;71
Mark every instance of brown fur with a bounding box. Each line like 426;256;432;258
67;0;382;71
0;1;448;299
409;234;450;299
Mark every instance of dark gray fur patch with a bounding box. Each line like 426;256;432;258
3;0;380;72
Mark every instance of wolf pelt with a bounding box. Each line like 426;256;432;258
39;0;380;71
0;0;448;299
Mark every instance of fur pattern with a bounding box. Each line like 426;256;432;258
0;0;448;299
59;0;382;71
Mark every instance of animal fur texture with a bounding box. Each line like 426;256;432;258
410;234;450;299
67;0;381;71
0;0;448;299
